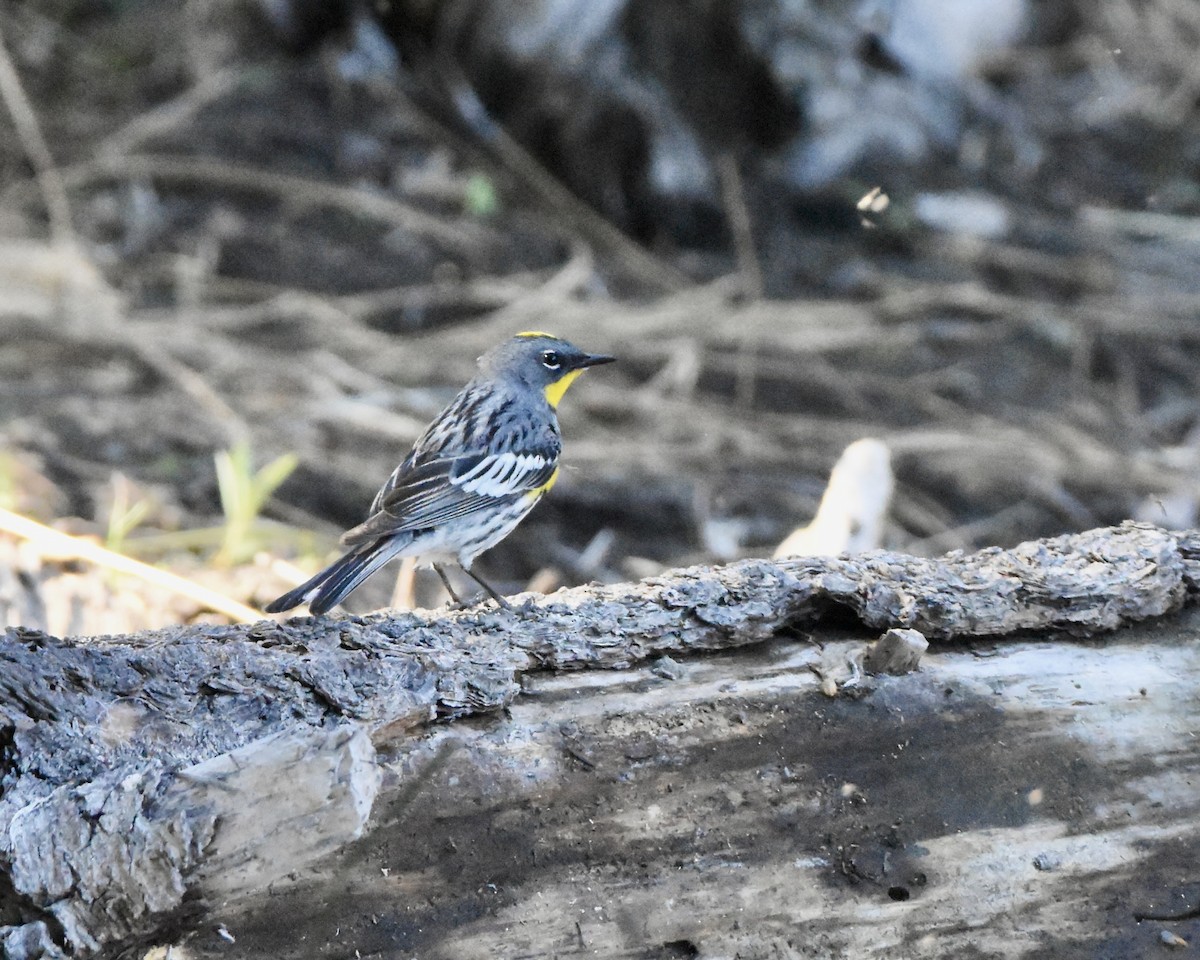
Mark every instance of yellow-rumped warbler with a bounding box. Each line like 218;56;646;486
265;332;615;615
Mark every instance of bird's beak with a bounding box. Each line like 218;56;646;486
577;352;616;369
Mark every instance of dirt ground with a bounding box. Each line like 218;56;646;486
1;0;1200;628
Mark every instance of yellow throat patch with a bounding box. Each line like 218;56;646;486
544;368;583;409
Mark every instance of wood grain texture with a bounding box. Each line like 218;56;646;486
198;613;1200;960
0;522;1198;958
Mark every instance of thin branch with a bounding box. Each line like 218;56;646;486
95;66;245;158
130;340;250;447
435;64;691;293
0;507;262;624
0;21;75;245
62;153;485;251
716;153;763;300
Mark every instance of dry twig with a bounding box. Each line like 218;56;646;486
0;23;74;246
62;153;484;251
0;507;262;624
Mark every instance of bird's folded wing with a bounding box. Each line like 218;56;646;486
342;445;559;546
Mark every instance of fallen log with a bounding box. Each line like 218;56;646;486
1;522;1198;959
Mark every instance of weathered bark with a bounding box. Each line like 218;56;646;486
1;522;1198;958
199;607;1200;960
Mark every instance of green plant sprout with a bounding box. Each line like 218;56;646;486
214;441;299;567
104;473;152;555
464;173;499;218
120;519;325;563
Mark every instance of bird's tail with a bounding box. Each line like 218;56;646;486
264;538;406;615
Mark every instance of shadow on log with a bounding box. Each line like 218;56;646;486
1;522;1199;958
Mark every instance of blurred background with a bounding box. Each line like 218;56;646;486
2;0;1199;633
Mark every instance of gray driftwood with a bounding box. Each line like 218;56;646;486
1;522;1199;959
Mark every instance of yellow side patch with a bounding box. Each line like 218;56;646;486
543;368;583;408
516;330;555;339
528;466;560;498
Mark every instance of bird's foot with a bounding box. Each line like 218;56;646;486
439;588;512;612
458;566;512;610
433;563;513;611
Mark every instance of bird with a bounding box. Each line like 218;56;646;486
265;332;615;615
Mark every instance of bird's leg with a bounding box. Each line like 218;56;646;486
459;565;512;610
431;563;465;607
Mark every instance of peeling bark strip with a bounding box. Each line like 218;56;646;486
0;522;1197;959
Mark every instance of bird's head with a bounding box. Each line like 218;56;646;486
482;332;616;408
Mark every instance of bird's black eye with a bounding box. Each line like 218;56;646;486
541;350;561;370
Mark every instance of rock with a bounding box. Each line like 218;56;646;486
651;655;685;680
863;627;929;675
